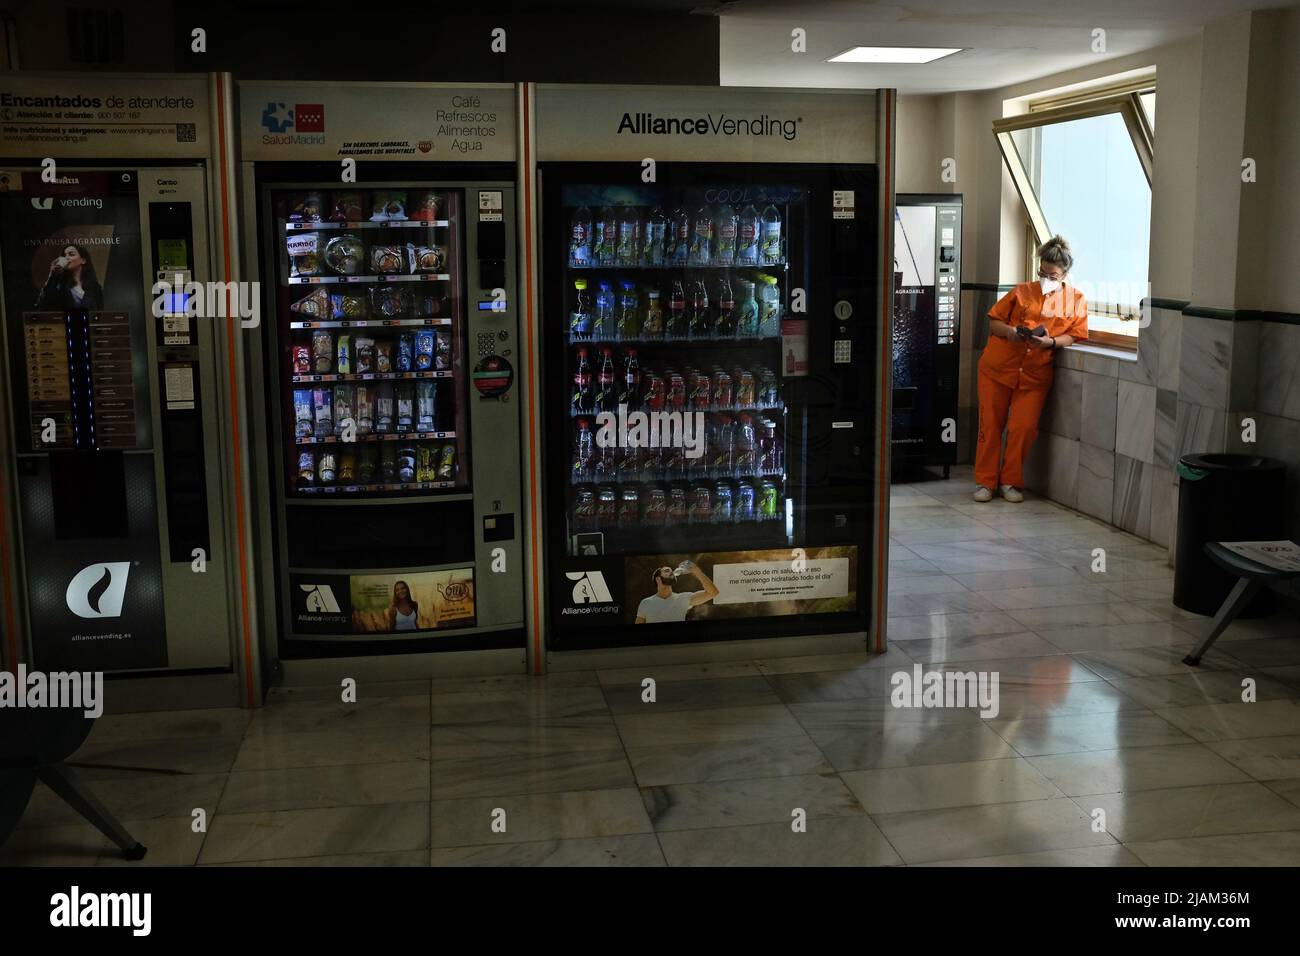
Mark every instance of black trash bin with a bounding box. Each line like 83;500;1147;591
1173;453;1286;616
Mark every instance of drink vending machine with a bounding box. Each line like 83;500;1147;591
0;73;249;705
239;82;526;678
891;194;962;478
529;84;888;655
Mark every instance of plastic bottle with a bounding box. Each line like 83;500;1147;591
760;204;782;264
620;348;642;409
644;206;667;267
595;347;617;412
688;279;710;339
572;348;593;414
736;279;759;337
737;203;760;265
668;208;690;265
757;274;781;336
643;288;664;339
572;418;594;480
617;280;639;339
595;204;617;266
569;206;593;267
617;207;641;266
715;277;736;338
593;281;614;339
570;278;592;339
690;205;714;266
716;202;739;264
667;278;687;338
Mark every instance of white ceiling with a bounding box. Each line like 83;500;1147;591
718;0;1296;93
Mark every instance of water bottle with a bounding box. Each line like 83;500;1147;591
570;206;592;267
736;279;759;337
617;280;639;339
668;208;690;265
760;203;782;264
617;207;641;266
644;206;667;266
690;205;713;266
757;274;781;336
572;350;593;415
715;278;736;338
595;204;617;266
593;281;614;339
667;278;687;338
716;203;739;264
737;204;759;265
570;278;592;339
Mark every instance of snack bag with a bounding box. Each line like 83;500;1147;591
287;232;321;277
331;293;367;319
355;385;374;435
293;390;313;438
414;329;435;371
329;191;364;222
409;191;442;222
375;339;393;374
288;192;324;223
407;244;445;273
323;234;364;275
355;337;375;374
336;335;351;375
312;388;333;438
311;329;334;374
290;287;331;317
333;385;356;437
298;450;316;484
397;333;415;373
371;245;405;274
292;345;311;375
370;191;408;221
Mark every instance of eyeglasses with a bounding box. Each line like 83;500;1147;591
1037;270;1066;281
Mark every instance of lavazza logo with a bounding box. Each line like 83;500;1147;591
616;111;800;142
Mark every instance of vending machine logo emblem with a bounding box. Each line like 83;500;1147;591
30;197;52;210
66;562;131;619
566;571;613;604
261;102;294;133
299;583;342;613
418;141;433;153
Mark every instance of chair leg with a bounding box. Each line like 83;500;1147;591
1183;577;1263;666
37;764;147;860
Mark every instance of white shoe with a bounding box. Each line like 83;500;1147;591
972;486;993;502
999;485;1024;502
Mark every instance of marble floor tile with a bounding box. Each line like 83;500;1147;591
1154;699;1300;742
886;590;1000;616
986;680;1147;720
1005;603;1161;630
71;734;244;778
841;757;1062;814
613;705;807;749
600;676;780;714
987;711;1194;757
894;631;1066;663
754;645;913;676
430;686;609;725
1103;579;1178;602
1207;636;1300;667
248;694;430;735
887;574;970;595
0;815;209;867
218;761;431;813
656;816;902;866
873;797;1114;864
1174;614;1300;643
1071;645;1246;680
265;680;431;703
1110;671;1299;709
1037;621;1204;653
910;552;1061;575
199;802;430;864
1205;735;1300;780
982;584;1124;611
917;845;1144;867
429;717;622;760
798;718;1017;772
948;566;1089;591
641;773;863;831
208;850;430;867
1266;777;1300;809
430;788;652;847
430;671;598;695
918;655;1103;685
233;725;429;772
430;749;635;800
1125;830;1300;866
596;661;761;686
1087;781;1300;842
888;557;947;578
886;610;1026;640
431;834;666;867
1027;743;1249;795
87;707;252;744
890;525;1004;546
625;735;834;787
20;771;228;829
765;667;898;703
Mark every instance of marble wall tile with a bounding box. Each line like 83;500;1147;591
1256;322;1300;420
1042;367;1083;440
1080;372;1118;451
1175;401;1227;458
1178;316;1232;409
1077;443;1115;525
1023;430;1049;493
1043;433;1080;509
1254;413;1300;542
1118;309;1158;386
1229;320;1260;412
1148;466;1174;549
1056;347;1087;372
1157;309;1183;393
1154;388;1178;469
1113;453;1152;540
1115;381;1157;465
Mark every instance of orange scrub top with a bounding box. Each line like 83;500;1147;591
980;281;1089;389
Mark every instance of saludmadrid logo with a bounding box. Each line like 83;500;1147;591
616;111;799;141
66;562;131;619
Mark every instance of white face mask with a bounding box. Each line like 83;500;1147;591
1040;277;1062;295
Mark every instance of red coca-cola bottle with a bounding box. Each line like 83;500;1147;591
572;348;593;414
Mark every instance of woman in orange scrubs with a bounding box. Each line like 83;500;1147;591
974;235;1088;503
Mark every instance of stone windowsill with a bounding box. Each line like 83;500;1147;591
1063;341;1139;363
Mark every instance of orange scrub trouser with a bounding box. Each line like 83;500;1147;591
975;371;1051;490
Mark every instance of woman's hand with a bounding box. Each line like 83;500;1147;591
1027;332;1055;350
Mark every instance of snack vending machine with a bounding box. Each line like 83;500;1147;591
891;194;962;478
532;85;884;654
240;83;524;672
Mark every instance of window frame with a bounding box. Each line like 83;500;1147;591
994;89;1155;354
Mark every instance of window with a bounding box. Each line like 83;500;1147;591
994;86;1154;350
